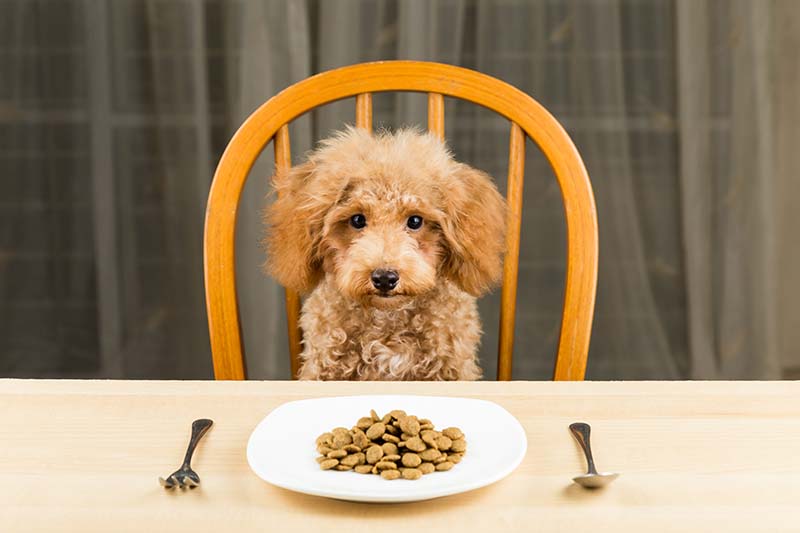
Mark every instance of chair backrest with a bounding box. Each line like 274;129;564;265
205;61;598;381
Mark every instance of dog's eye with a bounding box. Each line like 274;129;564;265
406;215;423;230
349;213;367;229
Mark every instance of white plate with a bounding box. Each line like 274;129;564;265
246;395;527;502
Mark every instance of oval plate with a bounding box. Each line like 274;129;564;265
246;395;527;502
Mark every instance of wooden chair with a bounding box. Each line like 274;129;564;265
204;61;598;381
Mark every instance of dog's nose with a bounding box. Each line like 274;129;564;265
371;269;399;292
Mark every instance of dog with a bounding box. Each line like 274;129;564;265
265;127;507;380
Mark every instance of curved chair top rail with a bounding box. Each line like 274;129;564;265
204;60;598;381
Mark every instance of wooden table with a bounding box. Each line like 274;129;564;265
2;380;799;532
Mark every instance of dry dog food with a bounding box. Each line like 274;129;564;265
315;410;466;480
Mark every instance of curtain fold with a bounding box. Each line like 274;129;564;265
235;0;312;379
569;1;680;379
677;0;781;379
772;1;800;378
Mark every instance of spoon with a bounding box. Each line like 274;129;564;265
568;422;619;488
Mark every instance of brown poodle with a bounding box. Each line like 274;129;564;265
265;127;506;380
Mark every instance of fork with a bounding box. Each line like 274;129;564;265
159;418;213;490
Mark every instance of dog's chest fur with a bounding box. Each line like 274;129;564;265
297;278;483;380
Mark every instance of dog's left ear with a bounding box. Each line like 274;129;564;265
439;163;507;296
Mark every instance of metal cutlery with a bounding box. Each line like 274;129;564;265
568;422;619;488
159;418;213;490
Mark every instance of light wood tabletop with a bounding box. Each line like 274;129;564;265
2;379;799;532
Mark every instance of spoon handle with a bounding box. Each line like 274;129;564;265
569;422;599;475
181;418;214;468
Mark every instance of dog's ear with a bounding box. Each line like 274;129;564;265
264;161;330;293
439;163;507;296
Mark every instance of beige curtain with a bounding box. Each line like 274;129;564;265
773;2;800;379
677;0;783;378
234;0;313;380
224;0;796;380
1;0;797;380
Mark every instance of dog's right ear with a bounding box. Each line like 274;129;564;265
264;161;328;294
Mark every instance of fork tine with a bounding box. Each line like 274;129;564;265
183;477;198;488
159;476;174;489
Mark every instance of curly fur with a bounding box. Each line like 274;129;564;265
265;127;506;380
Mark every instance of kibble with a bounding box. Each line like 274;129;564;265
450;438;467;453
418;462;436;474
340;453;363;467
381;442;399;455
319;458;339;470
419;448;442;462
405;437;426;452
366;445;384;464
315;410;467;480
332;428;351;446
435;461;454;472
442;427;463;440
401;453;422;467
435;435;453;451
366;422;386;440
421;432;439;449
401;468;423;480
380;470;401;480
399;416;420;436
353;430;369;449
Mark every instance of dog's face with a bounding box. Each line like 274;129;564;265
266;127;507;305
320;181;445;306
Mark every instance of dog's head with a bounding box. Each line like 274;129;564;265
265;127;507;306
